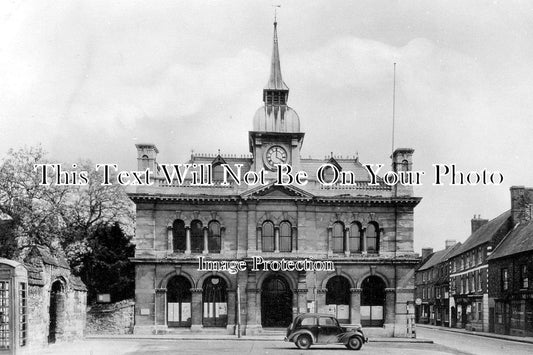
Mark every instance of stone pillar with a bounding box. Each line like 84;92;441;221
256;227;262;251
245;271;261;335
190;288;203;331
297;271;308;315
292;292;298;319
155;288;167;327
350;288;362;324
327;227;333;256
316;288;328;314
185;227;191;255
167;226;173;251
361;228;367;254
227;290;236;334
274;226;280;253
297;288;308;315
385;288;396;324
203;227;209;254
344;227;350;256
292;226;298;252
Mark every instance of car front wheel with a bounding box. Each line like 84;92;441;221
346;336;363;350
295;334;312;350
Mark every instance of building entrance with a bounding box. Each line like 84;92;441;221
261;275;292;328
167;276;192;327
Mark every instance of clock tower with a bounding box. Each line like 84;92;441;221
249;21;304;173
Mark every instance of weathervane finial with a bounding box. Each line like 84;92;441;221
273;4;281;24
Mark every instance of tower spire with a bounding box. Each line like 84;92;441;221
264;20;288;103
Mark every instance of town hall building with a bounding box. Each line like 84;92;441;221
128;21;421;337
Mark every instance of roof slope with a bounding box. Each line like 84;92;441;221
448;210;512;258
418;242;461;271
488;220;533;260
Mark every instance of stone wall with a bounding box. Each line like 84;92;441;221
86;299;135;335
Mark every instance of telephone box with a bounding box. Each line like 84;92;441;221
0;259;28;355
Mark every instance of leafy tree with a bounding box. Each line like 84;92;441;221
68;222;135;303
0;218;17;259
0;145;67;256
0;146;136;302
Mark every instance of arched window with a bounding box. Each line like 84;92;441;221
332;222;344;253
326;276;351;324
366;223;379;253
349;222;362;253
208;221;221;253
190;220;203;253
402;159;409;171
320;165;338;183
140;154;150;170
172;219;186;253
279;221;292;252
262;221;274;252
212;163;224;181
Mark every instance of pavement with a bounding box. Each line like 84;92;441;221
416;323;533;345
86;333;433;343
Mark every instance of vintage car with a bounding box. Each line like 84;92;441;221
285;313;368;350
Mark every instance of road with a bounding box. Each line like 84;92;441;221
42;338;472;355
416;326;533;355
40;328;533;355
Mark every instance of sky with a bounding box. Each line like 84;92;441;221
1;0;532;253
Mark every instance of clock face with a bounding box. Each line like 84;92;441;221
265;145;288;169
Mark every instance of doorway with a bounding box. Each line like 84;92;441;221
261;275;292;328
48;280;65;343
167;276;192;327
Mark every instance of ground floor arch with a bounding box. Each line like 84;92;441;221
202;276;227;327
261;274;293;328
48;279;65;343
361;275;386;327
167;275;192;327
325;275;351;323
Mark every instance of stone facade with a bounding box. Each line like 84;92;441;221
129;22;421;338
0;247;86;355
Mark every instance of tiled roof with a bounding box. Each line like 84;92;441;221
69;274;87;291
26;245;70;269
418;243;461;271
24;263;45;286
447;211;512;258
487;220;533;260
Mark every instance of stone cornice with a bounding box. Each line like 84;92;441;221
128;193;422;207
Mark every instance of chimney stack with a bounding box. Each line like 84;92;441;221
445;239;457;249
471;215;489;234
510;186;532;225
136;144;159;172
391;148;415;197
421;248;433;261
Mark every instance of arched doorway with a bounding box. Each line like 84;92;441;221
202;276;227;327
261;275;292;328
326;276;351;324
167;276;192;327
361;276;385;327
48;280;65;343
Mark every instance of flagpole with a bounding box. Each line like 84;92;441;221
392;62;396;157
